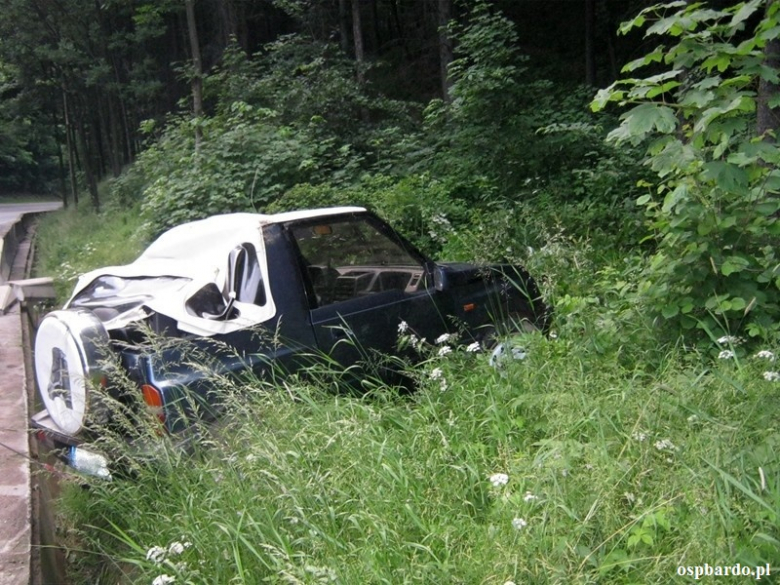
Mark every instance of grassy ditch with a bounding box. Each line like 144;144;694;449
56;335;780;584
33;202;779;584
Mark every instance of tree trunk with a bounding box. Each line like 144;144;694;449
389;0;409;59
370;0;381;52
217;0;239;46
585;0;597;86
51;108;68;208
62;88;79;208
352;0;366;88
77;118;100;212
437;0;453;101
93;94;108;177
339;0;351;54
185;0;204;149
107;95;122;177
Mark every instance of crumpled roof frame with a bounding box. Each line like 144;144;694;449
66;207;366;337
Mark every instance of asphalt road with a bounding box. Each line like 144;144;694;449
0;202;63;235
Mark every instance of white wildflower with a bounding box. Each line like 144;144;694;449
398;321;409;334
431;213;451;227
512;517;527;531
430;368;443;380
437;345;452;357
718;349;735;360
168;541;190;556
523;491;537;502
435;333;452;345
466;341;481;353
152;575;175;585
439;379;448;392
654;438;677;451
631;430;647;442
717;335;743;345
763;371;780;382
756;350;776;361
489;473;509;487
146;546;167;564
304;564;337;580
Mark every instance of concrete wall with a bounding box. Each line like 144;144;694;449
0;213;32;283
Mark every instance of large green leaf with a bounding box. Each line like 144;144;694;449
702;161;749;195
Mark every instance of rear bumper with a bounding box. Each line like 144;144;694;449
31;410;111;479
31;410;81;447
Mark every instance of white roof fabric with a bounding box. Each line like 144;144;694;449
66;207;366;336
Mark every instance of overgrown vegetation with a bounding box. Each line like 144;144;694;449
53;316;780;584
30;1;780;583
593;0;780;341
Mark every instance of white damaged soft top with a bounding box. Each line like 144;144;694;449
65;207;366;337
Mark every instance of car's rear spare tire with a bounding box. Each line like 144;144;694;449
34;310;109;435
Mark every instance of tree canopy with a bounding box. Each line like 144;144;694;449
0;0;645;201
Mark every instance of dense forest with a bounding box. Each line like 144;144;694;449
5;0;780;342
0;0;648;202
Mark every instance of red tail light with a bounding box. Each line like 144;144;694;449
141;384;166;424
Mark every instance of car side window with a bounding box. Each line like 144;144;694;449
232;243;266;306
185;242;266;321
290;219;426;307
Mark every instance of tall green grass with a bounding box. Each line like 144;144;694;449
54;332;780;584
34;196;779;584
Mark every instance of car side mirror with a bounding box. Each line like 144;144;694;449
433;265;449;292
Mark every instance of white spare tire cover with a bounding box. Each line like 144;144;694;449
34;310;109;435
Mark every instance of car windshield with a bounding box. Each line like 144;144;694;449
291;218;420;268
290;218;428;307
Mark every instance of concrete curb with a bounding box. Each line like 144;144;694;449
0;213;32;283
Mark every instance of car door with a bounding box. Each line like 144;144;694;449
286;214;450;373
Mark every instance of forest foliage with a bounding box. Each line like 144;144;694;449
22;0;780;346
594;0;780;340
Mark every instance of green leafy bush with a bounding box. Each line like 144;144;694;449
593;0;780;341
138;104;366;233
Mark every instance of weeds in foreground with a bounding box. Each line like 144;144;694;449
32;182;779;584
54;330;780;584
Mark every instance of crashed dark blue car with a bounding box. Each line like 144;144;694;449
32;207;548;476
